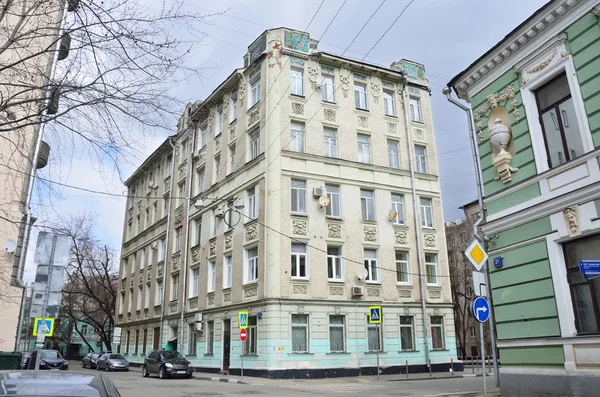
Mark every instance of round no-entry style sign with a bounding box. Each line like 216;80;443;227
240;328;247;342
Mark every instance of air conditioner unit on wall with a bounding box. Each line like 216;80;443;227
313;187;324;197
195;322;204;332
352;286;364;296
195;313;203;322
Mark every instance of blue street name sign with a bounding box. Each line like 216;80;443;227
579;261;600;280
472;297;490;323
493;257;503;269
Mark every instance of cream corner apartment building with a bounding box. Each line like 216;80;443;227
116;27;458;378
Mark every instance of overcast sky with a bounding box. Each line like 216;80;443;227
25;0;549;279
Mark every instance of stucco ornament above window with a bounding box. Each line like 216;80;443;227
490;118;518;184
474;84;519;144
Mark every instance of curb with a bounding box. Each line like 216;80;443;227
194;376;247;385
388;373;493;382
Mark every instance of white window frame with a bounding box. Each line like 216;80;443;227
178;183;186;207
140;248;146;270
363;248;380;283
291;179;306;214
325;184;340;218
247;185;257;220
357;134;371;164
229;91;238;122
174;227;182;253
425;253;439;286
383;90;396;116
329;315;346;353
430;315;445;350
420;197;434;228
399;316;415;351
409;97;422;122
290;67;304;96
188;323;197;355
214;155;220;182
291;314;309;353
119;292;125;314
216;105;223;134
137;285;142;310
158;238;166;262
208;261;216;292
323;127;337;158
144;283;150;309
388;140;400;169
198;124;207;150
249;130;260;160
327;245;343;282
367;318;383;352
518;43;594;174
354;83;367;110
250;76;261;108
360;190;375;222
290;121;305;153
223;255;232;289
244;246;258;284
321;74;335;102
192;218;201;246
391;193;404;225
171;273;179;301
290;243;308;279
190;267;199;298
395;251;409;284
415;145;427;173
155;280;163;306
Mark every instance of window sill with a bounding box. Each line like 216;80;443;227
244;217;258;225
229;118;237;125
288;352;314;356
326;216;343;221
430;349;449;352
364;351;386;354
384;114;398;119
240;354;259;357
365;281;381;285
328;279;345;284
203;354;214;357
422;227;436;231
291;212;308;218
185;354;197;358
411;120;425;125
291;278;309;282
362;220;377;224
247;102;260;112
243;281;259;287
290;93;305;99
326;352;350;355
355;108;369;113
322;100;337;106
398;350;419;353
397;283;413;287
427;284;441;288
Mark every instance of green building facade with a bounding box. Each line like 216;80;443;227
448;1;600;396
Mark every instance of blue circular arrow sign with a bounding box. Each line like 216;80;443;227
472;297;490;323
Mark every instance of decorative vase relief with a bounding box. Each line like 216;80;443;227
224;234;233;250
308;66;319;89
387;122;397;135
328;223;342;239
474;84;519;144
371;82;381;104
424;234;436;247
414;129;425;141
394;229;407;245
245;224;258;241
357;115;369;129
489;118;518;183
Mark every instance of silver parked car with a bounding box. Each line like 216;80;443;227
97;353;129;372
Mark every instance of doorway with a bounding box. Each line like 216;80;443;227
222;319;231;371
153;327;160;350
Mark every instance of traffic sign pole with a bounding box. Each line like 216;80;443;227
376;324;380;380
480;321;486;397
35;234;58;372
241;341;244;381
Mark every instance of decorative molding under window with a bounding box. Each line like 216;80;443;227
394;228;408;245
169;301;178;313
357;115;369;130
207;294;215;306
413;128;425;141
248;107;260;127
245;223;258;242
328;223;342;239
224;292;232;303
178;161;187;181
146;266;152;281
428;288;442;299
214;135;222;153
324;108;336;122
291;102;304;116
163;177;171;194
387;122;397;135
423;234;436;247
171;253;181;271
209;239;217;257
292;219;308;236
224;233;233;251
329;286;344;296
157;263;164;278
244;286;258;298
154;307;161;317
191;246;201;263
173;207;184;225
292;284;308;295
364;225;377;242
367;287;381;297
398;288;412;299
229;126;236;143
188;297;198;310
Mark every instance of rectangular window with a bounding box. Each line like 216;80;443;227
250;77;261;108
470;327;476;338
211;211;217;238
144;283;150;309
431;316;445;350
327;246;343;281
216;106;223;134
229;91;238;122
426;253;438;285
158;238;166;262
229;145;236;173
535;73;585;168
165;155;172;178
171;273;179;301
174;227;182;253
357;134;371;164
82;325;88;335
245;247;258;283
178;183;185;207
291;314;309;353
152;202;158;224
420;198;433;228
360;190;375;221
563;234;600;334
245;316;257;355
415;145;427;173
391;193;404;224
291;243;307;279
321;75;335;102
156;280;163;305
214;155;220;182
290;121;305;153
145;207;150;229
163;197;169;219
199;124;207;150
290;68;304;96
180;140;188;162
364;248;379;282
291;179;306;213
367;320;382;352
410;97;422;122
206;321;214;354
388;140;400;169
354;83;367;110
325;185;340;217
383;90;396;116
192;219;201;246
323;127;337;158
125;331;130;354
247;186;257;219
131;253;136;274
249;130;260;160
140;248;146;270
135;330;139;354
329;315;345;353
396;251;409;283
137;286;142;310
223;255;232;289
119;292;125;314
399;316;414;351
208;261;216;292
188;324;197;355
190;267;199;297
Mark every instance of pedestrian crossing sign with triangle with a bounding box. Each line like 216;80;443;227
368;306;382;324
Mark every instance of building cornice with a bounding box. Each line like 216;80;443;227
449;0;598;100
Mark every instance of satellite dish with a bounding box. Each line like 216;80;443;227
318;195;331;208
3;239;17;253
388;209;398;222
356;267;368;280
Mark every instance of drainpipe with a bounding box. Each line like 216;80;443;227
401;82;430;367
179;123;197;351
443;88;499;386
159;138;176;348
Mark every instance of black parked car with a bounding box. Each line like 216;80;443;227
142;350;193;379
25;349;68;370
82;352;101;369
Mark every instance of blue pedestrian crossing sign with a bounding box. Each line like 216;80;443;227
472;297;490;323
238;311;248;329
33;318;54;337
368;306;382;324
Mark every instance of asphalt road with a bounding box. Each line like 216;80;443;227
71;362;499;397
